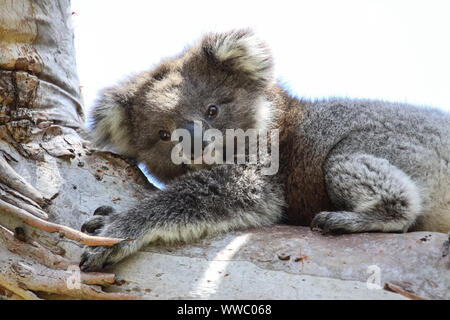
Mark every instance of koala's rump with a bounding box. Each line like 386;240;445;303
285;99;450;229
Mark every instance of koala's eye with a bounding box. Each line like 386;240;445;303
158;130;171;141
206;105;218;119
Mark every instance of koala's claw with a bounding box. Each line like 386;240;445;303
79;246;114;272
94;206;115;216
80;241;134;272
311;211;353;234
81;206;116;235
81;215;106;235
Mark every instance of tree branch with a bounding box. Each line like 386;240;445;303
0;223;138;300
0;199;127;246
0;183;48;220
384;282;428;300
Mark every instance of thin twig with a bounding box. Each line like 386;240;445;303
0;198;127;246
80;272;115;286
384;282;428;300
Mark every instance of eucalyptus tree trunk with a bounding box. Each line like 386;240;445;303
0;0;153;299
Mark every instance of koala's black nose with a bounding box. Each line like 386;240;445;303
182;122;209;157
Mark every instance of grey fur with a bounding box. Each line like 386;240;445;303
304;99;450;232
80;29;450;271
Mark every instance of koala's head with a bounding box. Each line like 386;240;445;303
90;29;274;182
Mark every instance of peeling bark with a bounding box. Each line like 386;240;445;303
0;0;154;299
0;154;44;205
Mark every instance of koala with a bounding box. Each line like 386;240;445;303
79;29;450;271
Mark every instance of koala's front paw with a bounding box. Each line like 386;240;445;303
79;206;136;271
80;238;138;271
311;211;360;234
79;245;116;271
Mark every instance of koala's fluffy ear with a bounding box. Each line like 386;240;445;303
201;29;274;85
89;82;136;157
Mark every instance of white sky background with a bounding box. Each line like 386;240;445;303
72;0;450;114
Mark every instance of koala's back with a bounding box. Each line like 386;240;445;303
298;99;450;231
